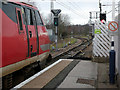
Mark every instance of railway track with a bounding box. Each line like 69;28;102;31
2;38;92;89
46;39;92;67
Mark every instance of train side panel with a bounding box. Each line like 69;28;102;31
36;11;50;54
2;3;28;67
1;2;50;77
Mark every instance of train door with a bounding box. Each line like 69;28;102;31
32;10;39;54
26;8;38;57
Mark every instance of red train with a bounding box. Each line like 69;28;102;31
0;0;51;88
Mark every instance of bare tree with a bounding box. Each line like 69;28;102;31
43;13;71;39
59;14;71;26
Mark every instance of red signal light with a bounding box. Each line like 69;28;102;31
101;19;104;23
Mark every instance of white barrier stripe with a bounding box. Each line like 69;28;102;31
96;21;108;34
96;35;110;50
96;37;110;53
94;38;105;57
94;44;103;57
96;25;110;41
95;40;108;57
93;47;99;56
97;21;110;37
95;38;108;57
111;36;114;41
111;47;114;50
11;59;68;89
95;42;108;57
97;35;111;48
100;21;109;31
93;20;111;57
97;20;109;31
95;25;110;41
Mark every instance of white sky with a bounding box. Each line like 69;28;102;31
33;0;120;25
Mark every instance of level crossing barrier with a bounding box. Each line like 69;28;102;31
93;20;111;57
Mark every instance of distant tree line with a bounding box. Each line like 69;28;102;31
67;24;92;36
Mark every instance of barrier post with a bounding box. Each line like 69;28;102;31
109;49;115;84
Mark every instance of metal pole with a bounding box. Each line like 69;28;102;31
99;0;102;14
51;0;54;28
109;0;116;84
90;12;92;19
109;37;116;84
112;0;115;20
55;26;58;51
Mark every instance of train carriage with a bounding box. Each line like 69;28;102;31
0;0;51;89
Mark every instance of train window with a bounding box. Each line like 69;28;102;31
35;11;43;25
21;7;25;25
2;3;17;23
17;10;23;30
26;9;33;25
32;10;36;22
26;9;30;25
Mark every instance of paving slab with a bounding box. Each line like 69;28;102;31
97;63;118;89
43;60;79;89
57;61;97;88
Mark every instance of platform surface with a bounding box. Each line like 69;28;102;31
57;60;98;88
21;60;72;88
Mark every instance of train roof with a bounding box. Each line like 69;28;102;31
2;0;37;10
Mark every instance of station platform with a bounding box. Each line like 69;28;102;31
13;59;118;89
57;60;97;88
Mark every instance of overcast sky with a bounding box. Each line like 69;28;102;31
32;0;120;25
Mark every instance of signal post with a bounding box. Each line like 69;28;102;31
51;9;61;51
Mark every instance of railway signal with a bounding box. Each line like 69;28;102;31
51;9;61;16
51;9;61;51
54;17;58;26
100;13;106;23
51;9;61;26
